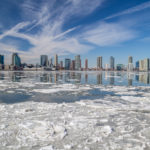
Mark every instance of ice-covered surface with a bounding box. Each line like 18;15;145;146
0;71;150;149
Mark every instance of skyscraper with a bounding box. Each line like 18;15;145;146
139;58;149;71
136;61;139;69
60;61;63;69
40;55;48;67
54;54;58;67
128;56;133;64
65;59;71;70
75;55;81;70
49;58;53;67
12;53;21;67
128;56;133;71
71;60;75;70
144;58;149;71
97;56;102;69
0;55;4;65
110;56;115;70
85;59;88;70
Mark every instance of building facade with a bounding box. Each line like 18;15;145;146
12;53;21;67
54;54;58;67
97;56;103;69
75;55;81;70
85;59;88;70
110;56;115;70
65;59;71;70
40;55;48;67
128;56;133;64
0;55;4;65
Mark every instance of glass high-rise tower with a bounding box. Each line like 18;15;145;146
0;55;4;65
97;56;103;69
110;56;115;70
12;53;21;67
75;55;81;70
40;55;48;67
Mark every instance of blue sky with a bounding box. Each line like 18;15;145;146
0;0;150;67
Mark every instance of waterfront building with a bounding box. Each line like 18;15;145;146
60;61;63;69
40;55;48;67
127;63;134;72
128;56;133;64
12;53;21;67
128;56;133;71
65;59;71;70
85;59;88;70
139;58;149;71
116;64;124;71
110;56;115;70
71;60;75;70
136;61;139;69
0;55;4;65
75;55;81;70
49;58;53;67
105;64;109;70
144;58;149;71
97;56;103;69
4;65;10;71
54;54;58;67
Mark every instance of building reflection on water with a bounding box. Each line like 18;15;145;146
97;73;102;84
127;73;134;86
136;73;150;84
109;72;115;85
12;72;25;82
85;74;88;83
0;71;150;85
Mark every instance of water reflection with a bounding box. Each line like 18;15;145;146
127;73;134;86
109;72;115;85
12;72;25;82
136;73;150;84
97;73;102;84
0;71;150;86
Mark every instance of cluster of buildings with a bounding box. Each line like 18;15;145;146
0;53;150;72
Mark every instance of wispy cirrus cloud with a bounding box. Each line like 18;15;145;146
81;22;136;46
0;0;138;64
105;1;150;20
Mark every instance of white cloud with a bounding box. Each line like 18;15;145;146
0;0;136;64
105;1;150;20
81;22;136;46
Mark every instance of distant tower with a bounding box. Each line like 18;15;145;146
0;55;4;65
110;56;115;70
60;61;63;69
40;55;48;67
12;53;21;67
65;59;71;70
97;56;102;69
85;59;88;70
75;55;81;70
49;58;53;67
144;58;149;72
71;60;75;70
128;56;133;71
54;54;58;67
128;56;133;64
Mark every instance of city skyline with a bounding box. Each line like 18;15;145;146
0;0;150;66
1;52;150;72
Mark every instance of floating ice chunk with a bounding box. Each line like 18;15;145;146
64;144;73;149
53;125;67;139
40;145;54;150
7;91;15;93
100;126;112;136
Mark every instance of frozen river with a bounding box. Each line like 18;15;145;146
0;71;150;150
